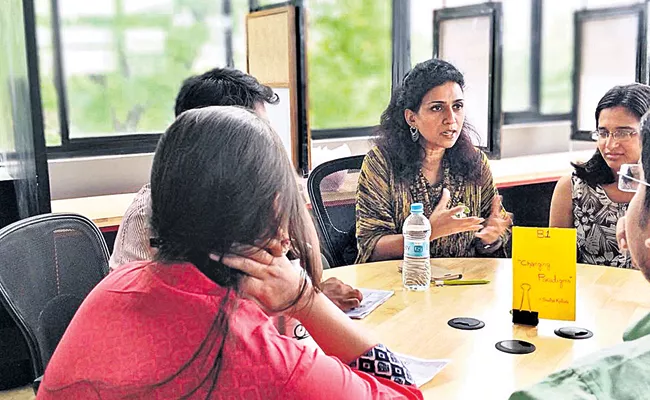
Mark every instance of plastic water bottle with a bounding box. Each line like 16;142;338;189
402;203;431;291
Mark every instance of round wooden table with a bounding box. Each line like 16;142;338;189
323;258;650;399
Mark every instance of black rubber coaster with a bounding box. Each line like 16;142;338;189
447;317;485;330
495;340;536;354
554;327;594;340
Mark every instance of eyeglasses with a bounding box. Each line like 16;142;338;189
618;163;650;192
591;128;638;142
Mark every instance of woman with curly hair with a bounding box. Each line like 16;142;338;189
355;59;511;263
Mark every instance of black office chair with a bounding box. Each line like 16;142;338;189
0;213;110;393
307;155;365;268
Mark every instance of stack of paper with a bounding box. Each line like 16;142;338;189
394;353;450;387
345;288;394;319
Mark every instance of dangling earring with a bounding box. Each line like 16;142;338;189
410;125;420;142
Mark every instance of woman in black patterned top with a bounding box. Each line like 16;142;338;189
550;84;650;268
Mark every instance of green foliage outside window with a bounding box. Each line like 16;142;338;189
307;0;392;130
37;0;249;146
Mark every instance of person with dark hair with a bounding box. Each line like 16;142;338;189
109;67;280;270
549;83;650;268
510;109;650;399
37;107;422;399
355;59;511;263
109;67;363;312
173;67;279;116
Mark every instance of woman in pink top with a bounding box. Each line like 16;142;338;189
37;106;423;399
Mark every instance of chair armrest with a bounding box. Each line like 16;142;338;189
33;375;42;394
320;253;332;270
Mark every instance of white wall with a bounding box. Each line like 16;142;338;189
48;122;596;200
49;153;153;200
313;122;596;161
500;122;595;158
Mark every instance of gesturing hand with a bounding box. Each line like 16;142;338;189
475;195;513;245
321;277;363;311
429;188;485;240
212;241;314;315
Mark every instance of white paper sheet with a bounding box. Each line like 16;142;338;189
345;289;394;319
395;353;450;387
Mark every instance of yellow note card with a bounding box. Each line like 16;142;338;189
512;227;577;321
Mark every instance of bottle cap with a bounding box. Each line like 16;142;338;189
410;203;424;213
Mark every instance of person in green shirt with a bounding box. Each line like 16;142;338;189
510;110;650;399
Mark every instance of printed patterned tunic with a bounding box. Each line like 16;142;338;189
355;146;510;263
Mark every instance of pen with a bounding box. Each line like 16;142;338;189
434;279;490;286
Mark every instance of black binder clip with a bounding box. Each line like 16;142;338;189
512;283;539;327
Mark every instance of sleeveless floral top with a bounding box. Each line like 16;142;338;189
571;173;633;268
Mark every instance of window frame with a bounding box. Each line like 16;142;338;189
42;0;236;159
249;0;295;10
502;0;573;125
248;1;311;176
8;0;52;215
36;0;640;157
570;3;648;141
433;2;503;159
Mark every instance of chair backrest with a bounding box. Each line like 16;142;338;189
0;213;110;378
307;155;365;268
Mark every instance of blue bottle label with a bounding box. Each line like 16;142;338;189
405;239;429;258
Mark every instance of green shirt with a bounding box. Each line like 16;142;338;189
510;313;650;400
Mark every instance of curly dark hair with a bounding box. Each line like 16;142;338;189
573;83;650;187
375;58;482;183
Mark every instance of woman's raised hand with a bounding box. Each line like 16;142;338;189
212;240;314;315
429;188;485;240
475;195;512;245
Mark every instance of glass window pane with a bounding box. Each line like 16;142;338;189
577;14;639;131
0;0;28;158
502;0;531;112
35;0;62;146
413;1;528;113
410;0;443;66
231;0;248;70
307;0;392;130
439;15;492;147
54;0;232;138
540;0;582;114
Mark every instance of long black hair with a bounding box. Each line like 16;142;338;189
573;83;650;186
375;58;482;183
146;106;319;396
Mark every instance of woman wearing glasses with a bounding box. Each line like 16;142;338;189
550;83;650;268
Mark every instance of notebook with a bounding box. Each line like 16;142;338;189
397;263;463;281
345;289;394;319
